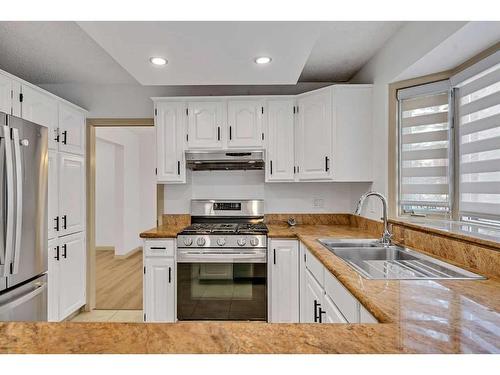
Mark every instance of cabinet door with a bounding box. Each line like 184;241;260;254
156;102;186;183
144;257;175;322
47;238;60;322
48;151;59;240
359;305;378;323
227;100;264;148
187;101;224;149
303;268;324;323
58;232;86;320
266;99;295;182
59;103;85;155
21;85;59;150
331;86;373;181
296;89;333;180
0;73;12;114
59;154;85;236
323;294;348;323
269;240;299;322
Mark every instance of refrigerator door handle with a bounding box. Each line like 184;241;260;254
11;128;23;274
0;281;47;315
1;125;15;277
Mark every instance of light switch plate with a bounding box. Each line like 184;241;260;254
313;198;324;208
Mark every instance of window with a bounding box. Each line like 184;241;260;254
397;81;452;217
454;55;500;226
397;50;500;226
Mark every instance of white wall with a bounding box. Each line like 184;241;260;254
163;170;371;214
95;138;116;246
39;82;333;117
349;21;468;219
95;127;156;255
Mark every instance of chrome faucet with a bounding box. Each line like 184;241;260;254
355;191;392;246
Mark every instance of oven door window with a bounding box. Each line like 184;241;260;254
177;263;267;321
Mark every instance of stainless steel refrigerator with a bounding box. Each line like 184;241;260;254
0;111;48;321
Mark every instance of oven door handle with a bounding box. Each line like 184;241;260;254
177;250;267;263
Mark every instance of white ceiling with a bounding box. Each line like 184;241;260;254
0;22;136;84
77;21;324;85
0;21;403;86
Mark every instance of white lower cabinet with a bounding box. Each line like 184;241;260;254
268;239;299;322
302;268;324;323
299;241;378;324
143;239;176;322
48;232;86;321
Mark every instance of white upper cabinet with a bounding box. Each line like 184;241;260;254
296;88;333;181
58;103;86;155
331;85;373;181
156;102;187;183
187;101;224;149
0;73;21;116
227;100;264;148
59;153;85;236
0;73;13;114
20;85;58;148
269;239;299;323
266;99;295;182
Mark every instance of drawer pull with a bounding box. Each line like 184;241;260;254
150;247;166;250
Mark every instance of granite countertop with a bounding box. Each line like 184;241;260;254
140;223;186;238
2;224;499;354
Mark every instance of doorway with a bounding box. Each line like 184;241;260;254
85;118;156;318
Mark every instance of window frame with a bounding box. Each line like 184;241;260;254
388;43;500;226
396;81;455;219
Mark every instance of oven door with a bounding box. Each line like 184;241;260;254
177;249;267;321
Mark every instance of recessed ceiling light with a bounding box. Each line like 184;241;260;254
150;57;167;66
255;56;272;65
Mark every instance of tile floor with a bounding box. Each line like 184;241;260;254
70;309;143;323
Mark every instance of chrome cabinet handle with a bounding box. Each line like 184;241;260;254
54;246;60;261
270;160;273;175
177;161;180;175
229;126;232;140
54;216;60;231
325;156;330;172
62;130;68;145
217;126;221;141
62;215;67;230
62;244;67;259
168;267;172;283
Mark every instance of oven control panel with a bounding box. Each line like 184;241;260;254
177;234;267;249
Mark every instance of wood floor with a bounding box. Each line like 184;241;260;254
71;309;143;323
96;250;142;310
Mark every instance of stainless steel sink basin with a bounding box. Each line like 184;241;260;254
317;238;485;280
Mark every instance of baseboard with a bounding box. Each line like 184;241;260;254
96;246;114;251
114;246;142;259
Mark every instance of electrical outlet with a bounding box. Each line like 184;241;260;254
313;198;324;208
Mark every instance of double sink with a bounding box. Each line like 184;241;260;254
318;238;485;280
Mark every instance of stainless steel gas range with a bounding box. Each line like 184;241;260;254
176;199;268;321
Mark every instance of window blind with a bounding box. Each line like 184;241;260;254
455;57;500;223
397;81;452;216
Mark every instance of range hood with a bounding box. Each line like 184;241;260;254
185;150;265;171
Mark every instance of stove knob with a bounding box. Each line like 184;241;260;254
183;237;193;246
196;237;206;246
250;237;259;247
237;238;247;247
217;238;226;246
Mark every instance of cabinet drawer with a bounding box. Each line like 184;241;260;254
304;246;324;286
144;239;175;257
324;271;359;323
